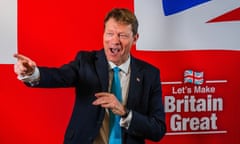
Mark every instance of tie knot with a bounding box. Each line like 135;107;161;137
113;67;120;72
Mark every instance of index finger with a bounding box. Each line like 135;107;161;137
95;92;112;98
13;53;31;62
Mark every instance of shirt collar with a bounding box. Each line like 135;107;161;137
108;56;130;74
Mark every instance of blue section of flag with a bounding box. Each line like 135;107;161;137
194;79;204;85
184;70;193;77
194;71;203;78
162;0;211;16
184;77;193;84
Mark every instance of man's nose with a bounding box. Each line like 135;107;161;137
111;34;121;44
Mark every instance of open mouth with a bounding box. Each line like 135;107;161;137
110;48;120;55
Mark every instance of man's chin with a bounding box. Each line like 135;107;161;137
108;57;120;64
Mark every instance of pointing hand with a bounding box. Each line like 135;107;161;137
13;54;36;76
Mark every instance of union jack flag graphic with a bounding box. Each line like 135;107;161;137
134;0;240;51
184;70;204;85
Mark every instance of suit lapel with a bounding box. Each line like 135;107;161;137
95;50;109;92
127;57;143;109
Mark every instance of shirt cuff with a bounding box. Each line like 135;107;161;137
120;110;132;129
17;67;40;86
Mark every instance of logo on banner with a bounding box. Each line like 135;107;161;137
184;70;204;85
163;69;227;135
134;0;240;51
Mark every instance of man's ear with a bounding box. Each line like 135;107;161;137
133;33;139;45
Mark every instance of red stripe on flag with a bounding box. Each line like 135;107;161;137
207;7;240;23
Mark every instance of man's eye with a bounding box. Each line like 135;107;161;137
106;33;114;37
119;34;129;39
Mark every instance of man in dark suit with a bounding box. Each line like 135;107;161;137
14;8;166;144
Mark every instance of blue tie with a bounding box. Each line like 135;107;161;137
109;67;122;144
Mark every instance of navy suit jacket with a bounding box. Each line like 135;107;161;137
33;49;166;144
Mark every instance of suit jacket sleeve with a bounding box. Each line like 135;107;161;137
125;60;166;142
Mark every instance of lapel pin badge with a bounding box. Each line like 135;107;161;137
136;77;140;82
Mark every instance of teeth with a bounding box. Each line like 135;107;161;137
110;48;120;54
